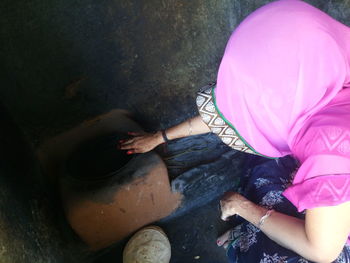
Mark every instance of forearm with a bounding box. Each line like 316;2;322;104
236;200;330;263
119;115;210;153
163;115;210;141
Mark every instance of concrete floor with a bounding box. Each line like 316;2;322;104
94;199;231;263
92;134;266;263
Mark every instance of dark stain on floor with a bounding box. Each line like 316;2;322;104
92;133;268;263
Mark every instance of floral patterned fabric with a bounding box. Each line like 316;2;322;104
227;156;350;263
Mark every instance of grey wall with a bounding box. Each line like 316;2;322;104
2;0;349;145
0;106;87;263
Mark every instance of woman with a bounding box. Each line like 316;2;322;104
120;0;350;262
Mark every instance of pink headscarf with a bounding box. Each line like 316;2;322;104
215;0;350;158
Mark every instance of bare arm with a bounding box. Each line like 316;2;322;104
165;115;210;140
119;115;210;153
221;192;350;263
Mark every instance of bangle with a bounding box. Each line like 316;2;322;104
258;209;274;228
188;119;193;136
161;130;169;143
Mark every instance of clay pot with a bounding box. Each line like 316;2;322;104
57;111;181;250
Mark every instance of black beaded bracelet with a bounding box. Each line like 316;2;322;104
161;130;169;143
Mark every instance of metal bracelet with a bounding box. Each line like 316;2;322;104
258;209;274;228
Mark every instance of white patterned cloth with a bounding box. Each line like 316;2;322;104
196;84;257;155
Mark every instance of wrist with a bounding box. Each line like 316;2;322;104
235;198;251;217
154;131;165;145
235;197;263;219
257;209;274;228
240;202;268;226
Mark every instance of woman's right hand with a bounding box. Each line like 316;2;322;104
220;192;248;221
118;131;164;154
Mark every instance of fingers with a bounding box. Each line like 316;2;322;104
118;144;137;154
118;141;136;153
220;202;229;221
116;131;157;154
117;132;144;150
118;139;134;149
221;212;230;221
221;209;233;221
217;230;231;247
127;131;144;136
219;193;237;221
117;140;144;154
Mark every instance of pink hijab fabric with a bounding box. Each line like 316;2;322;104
215;0;350;158
215;0;350;234
283;88;350;212
283;88;350;244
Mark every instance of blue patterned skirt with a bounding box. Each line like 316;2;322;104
227;156;350;263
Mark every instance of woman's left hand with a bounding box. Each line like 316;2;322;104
118;131;164;154
220;192;247;221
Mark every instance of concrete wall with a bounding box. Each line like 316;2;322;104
0;106;87;263
1;0;349;145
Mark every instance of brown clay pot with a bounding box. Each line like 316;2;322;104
58;111;181;251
